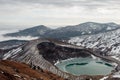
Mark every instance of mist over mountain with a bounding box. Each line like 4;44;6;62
4;22;120;39
1;22;120;80
4;25;51;37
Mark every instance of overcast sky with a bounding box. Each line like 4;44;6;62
0;0;120;29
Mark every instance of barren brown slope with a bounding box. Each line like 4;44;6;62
0;60;66;80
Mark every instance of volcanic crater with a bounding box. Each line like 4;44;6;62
1;39;120;80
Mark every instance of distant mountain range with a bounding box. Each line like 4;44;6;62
4;25;51;38
4;22;120;39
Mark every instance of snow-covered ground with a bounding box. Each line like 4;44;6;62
100;76;108;80
69;29;120;61
3;47;22;60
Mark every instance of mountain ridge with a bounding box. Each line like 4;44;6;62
4;22;120;39
4;25;51;37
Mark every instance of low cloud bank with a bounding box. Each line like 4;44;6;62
0;30;38;42
0;35;38;42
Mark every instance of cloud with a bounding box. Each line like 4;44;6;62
0;35;38;42
0;0;120;28
0;0;120;8
0;30;38;41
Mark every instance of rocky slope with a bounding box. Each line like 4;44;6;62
0;60;65;80
0;40;28;59
1;60;119;80
0;40;28;49
1;39;120;80
69;28;120;62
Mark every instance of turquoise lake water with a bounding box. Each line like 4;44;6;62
55;58;114;75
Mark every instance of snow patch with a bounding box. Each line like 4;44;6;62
106;27;112;30
13;74;21;78
3;47;22;60
113;75;120;78
111;56;120;61
100;76;108;80
91;55;97;59
81;32;85;34
3;53;12;60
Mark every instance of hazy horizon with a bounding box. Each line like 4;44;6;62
0;21;120;42
0;0;120;29
0;0;120;41
0;21;120;30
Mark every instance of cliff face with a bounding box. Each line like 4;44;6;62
1;39;120;80
37;41;91;64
